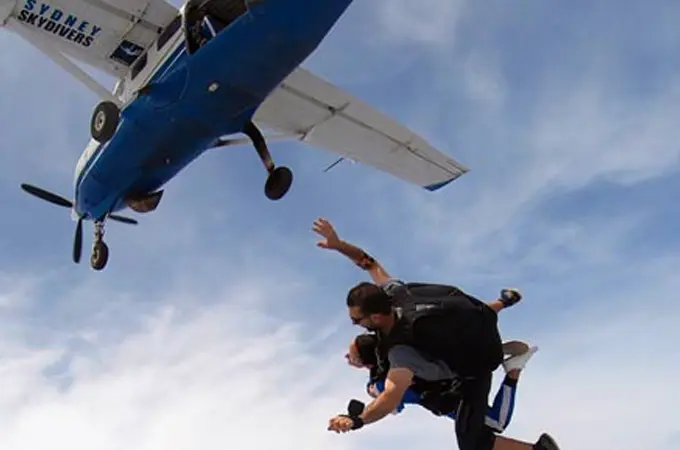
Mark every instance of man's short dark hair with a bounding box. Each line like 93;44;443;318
346;281;392;315
354;333;378;366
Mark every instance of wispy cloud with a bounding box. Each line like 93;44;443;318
2;248;679;450
0;271;373;450
2;1;679;449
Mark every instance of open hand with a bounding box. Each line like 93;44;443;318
313;218;341;250
327;415;354;433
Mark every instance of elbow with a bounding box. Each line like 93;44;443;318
381;391;404;413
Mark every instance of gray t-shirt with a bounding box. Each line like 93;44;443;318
380;279;456;381
388;345;456;381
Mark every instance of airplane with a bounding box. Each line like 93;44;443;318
0;0;469;271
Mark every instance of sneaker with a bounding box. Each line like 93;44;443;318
502;340;530;357
500;288;522;308
502;345;538;372
534;433;560;450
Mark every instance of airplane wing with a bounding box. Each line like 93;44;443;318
252;67;469;191
4;0;179;78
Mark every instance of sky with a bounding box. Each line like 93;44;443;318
1;0;680;449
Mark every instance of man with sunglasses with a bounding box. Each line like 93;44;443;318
313;218;560;450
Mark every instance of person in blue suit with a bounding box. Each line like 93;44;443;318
348;333;537;433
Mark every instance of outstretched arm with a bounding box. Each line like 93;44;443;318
359;368;412;425
368;379;407;414
313;218;392;285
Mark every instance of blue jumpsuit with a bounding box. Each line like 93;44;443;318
369;375;518;433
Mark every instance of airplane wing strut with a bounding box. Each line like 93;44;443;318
7;18;122;106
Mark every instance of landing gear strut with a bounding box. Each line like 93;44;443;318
90;220;110;271
243;121;293;200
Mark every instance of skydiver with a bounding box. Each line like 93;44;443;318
347;332;537;433
312;218;561;450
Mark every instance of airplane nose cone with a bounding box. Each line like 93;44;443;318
75;174;110;219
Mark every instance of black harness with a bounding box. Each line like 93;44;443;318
368;319;464;416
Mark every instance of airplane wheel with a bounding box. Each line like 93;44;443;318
264;166;293;200
90;240;109;271
90;101;120;143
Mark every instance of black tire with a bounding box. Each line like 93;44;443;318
90;101;120;143
90;241;109;271
264;166;293;200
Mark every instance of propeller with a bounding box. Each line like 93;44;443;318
73;217;83;263
21;183;73;208
108;214;138;224
20;183;138;263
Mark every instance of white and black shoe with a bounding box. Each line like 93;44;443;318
500;288;522;308
502;344;538;372
534;433;560;450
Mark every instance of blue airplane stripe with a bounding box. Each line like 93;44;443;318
74;39;187;192
424;177;456;191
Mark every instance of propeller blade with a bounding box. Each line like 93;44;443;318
21;183;73;208
108;214;138;225
73;217;83;263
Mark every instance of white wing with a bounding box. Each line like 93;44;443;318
4;0;178;77
253;67;468;191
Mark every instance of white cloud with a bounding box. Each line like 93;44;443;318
0;274;365;450
459;51;506;108
3;260;679;450
525;76;680;190
337;3;680;280
2;1;679;449
373;0;466;45
504;288;680;449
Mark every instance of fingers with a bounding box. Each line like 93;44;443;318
313;218;334;239
328;418;340;432
313;217;332;231
312;220;324;235
327;417;352;433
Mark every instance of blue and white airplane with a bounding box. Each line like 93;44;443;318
1;0;469;271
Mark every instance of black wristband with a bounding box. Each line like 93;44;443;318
355;252;376;270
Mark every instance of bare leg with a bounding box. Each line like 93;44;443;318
487;289;522;313
495;434;561;450
487;288;523;313
506;369;520;380
493;436;534;449
487;299;505;313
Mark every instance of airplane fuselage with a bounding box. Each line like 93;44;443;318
73;0;353;221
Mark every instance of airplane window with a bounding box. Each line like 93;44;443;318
131;52;147;80
157;15;181;50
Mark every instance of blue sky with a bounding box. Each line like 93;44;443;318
2;0;680;449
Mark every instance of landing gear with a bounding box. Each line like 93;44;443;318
90;101;120;143
90;221;109;271
243;121;293;200
265;167;293;200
